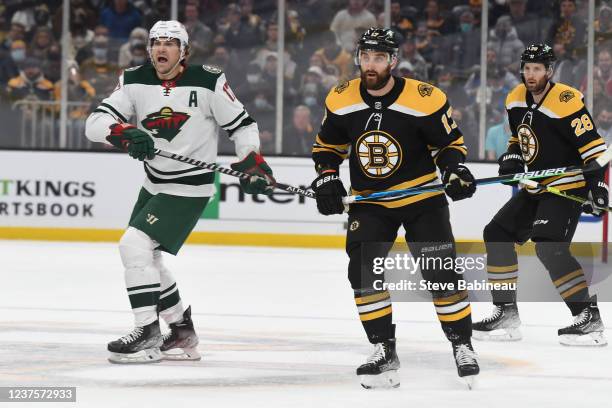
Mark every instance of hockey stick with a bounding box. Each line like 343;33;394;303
154;149;315;199
519;179;611;213
343;145;612;204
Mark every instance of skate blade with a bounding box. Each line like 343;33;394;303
460;374;478;390
559;332;608;347
473;327;522;342
359;370;400;389
162;347;202;361
108;348;162;364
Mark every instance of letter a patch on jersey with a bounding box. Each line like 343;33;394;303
141;107;190;142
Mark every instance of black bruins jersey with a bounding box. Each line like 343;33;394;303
312;76;467;209
505;82;607;194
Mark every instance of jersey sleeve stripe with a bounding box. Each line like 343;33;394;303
99;102;128;123
578;139;606;154
581;144;608;161
312;147;349;158
220;109;247;129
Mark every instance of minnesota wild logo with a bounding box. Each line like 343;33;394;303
141;107;190;142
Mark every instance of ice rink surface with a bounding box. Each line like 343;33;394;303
1;240;611;408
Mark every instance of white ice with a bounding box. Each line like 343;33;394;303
1;240;611;408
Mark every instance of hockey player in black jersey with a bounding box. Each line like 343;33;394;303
311;28;479;389
473;44;608;346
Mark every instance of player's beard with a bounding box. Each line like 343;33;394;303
525;75;548;95
361;66;392;90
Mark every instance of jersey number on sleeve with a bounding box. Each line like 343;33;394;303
441;107;458;134
571;114;594;137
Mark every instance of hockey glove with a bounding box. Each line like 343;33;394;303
311;169;347;215
230;151;276;195
498;152;525;185
106;123;155;161
582;180;609;217
442;164;476;201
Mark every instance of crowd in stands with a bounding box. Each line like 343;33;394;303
0;0;610;156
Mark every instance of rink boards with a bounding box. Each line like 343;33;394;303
0;150;608;248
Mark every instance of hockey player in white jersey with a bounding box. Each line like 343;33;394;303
85;21;275;363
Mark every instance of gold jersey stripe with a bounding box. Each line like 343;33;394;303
312;147;349;158
488;264;519;273
553;269;584;287
433;290;468;305
560;281;588;299
355;291;391;305
578;139;606;154
437;305;472;322
487;278;518;284
351;171;438;196
314;135;350;150
360;305;392;321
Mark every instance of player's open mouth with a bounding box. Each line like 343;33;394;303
158;56;168;63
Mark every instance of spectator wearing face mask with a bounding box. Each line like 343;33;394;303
1;23;26;52
79;35;120;103
487;15;524;73
125;41;148;68
0;40;25;86
6;57;54;102
298;66;327;118
118;27;148;69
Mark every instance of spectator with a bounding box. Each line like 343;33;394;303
223;4;261;50
551;41;578;86
252;21;297;81
468;0;482;28
71;8;96;64
390;0;414;38
53;69;95;118
126;41;148;67
0;40;24;86
435;66;472;109
329;0;376;52
43;43;62;83
208;45;245;86
312;31;353;82
52;0;98;40
118;27;148;68
297;66;327;117
485;114;511;161
1;23;26;51
141;0;171;30
6;57;54;102
100;0;142;41
290;0;334;35
76;25;110;66
595;105;612;145
183;3;214;65
547;0;586;56
487;15;524;73
595;4;612;46
282;105;314;155
79;35;120;103
423;0;453;37
414;20;441;69
286;9;307;58
444;9;481;75
399;35;428;81
239;0;263;31
507;0;541;47
595;47;612;98
30;27;55;61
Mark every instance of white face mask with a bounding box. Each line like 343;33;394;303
11;49;26;62
246;74;260;84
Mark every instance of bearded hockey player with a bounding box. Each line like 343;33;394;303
472;44;608;346
85;21;275;363
311;28;480;389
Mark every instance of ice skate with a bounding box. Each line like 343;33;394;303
473;303;522;341
558;305;607;347
107;320;163;364
452;339;479;389
161;306;201;360
356;339;400;389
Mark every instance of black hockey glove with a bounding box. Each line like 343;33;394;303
231;151;276;195
311;169;347;215
442;164;476;201
107;123;155;161
498;152;525;185
582;180;609;217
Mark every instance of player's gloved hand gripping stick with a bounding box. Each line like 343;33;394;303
343;144;612;204
518;179;611;215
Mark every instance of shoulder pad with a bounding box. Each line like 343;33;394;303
391;79;446;116
539;83;584;119
505;84;527;109
325;78;366;115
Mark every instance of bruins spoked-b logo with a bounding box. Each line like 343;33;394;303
560;90;575;102
356;130;402;178
141;107;190;142
517;124;539;164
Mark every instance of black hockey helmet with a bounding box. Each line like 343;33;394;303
354;27;400;66
520;43;556;74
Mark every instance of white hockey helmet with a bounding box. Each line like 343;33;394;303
148;20;189;61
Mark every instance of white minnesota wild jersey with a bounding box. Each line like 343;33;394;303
92;64;256;197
